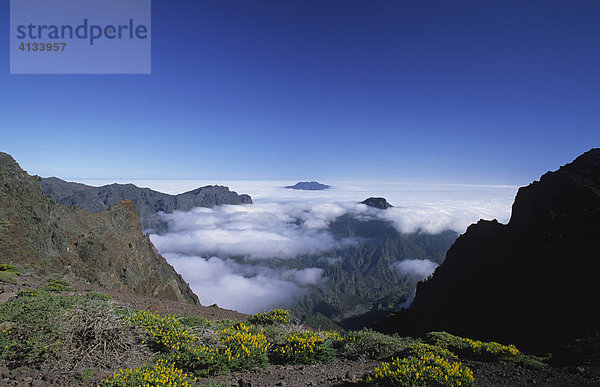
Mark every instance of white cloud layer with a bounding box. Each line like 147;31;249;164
393;259;439;279
164;253;323;314
142;180;518;313
151;203;357;259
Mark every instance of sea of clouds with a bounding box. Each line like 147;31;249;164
81;179;518;313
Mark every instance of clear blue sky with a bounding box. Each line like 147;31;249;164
1;0;598;184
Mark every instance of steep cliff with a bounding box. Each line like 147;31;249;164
378;149;600;355
0;152;198;304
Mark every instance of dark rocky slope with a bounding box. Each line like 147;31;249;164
378;149;600;358
361;197;393;209
0;152;198;304
42;177;252;232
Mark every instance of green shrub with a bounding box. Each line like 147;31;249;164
84;292;112;301
248;308;291;325
43;278;73;293
363;352;475;386
17;289;47;297
272;330;341;365
101;359;196;386
0;264;20;274
0;292;78;367
218;322;269;371
79;368;95;381
178;315;213;329
341;329;418;360
0;271;17;284
130;311;268;376
403;342;458;361
211;318;242;331
426;331;547;367
129;310;198;352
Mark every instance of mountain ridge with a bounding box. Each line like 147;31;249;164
42;177;252;232
0;152;199;304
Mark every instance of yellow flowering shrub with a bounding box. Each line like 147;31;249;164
272;330;341;364
219;323;269;370
100;359;196;386
426;332;546;367
43;278;73;293
404;342;458;361
363;352;475;386
129;310;198;351
0;264;20;274
164;323;269;376
248;308;291;325
17;289;46;297
130;311;268;376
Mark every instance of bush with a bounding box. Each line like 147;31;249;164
17;289;47;297
403;342;458;361
101;359;196;386
129;310;198;352
84;291;112;301
341;329;418;360
248;308;291;325
0;264;20;274
0;271;17;284
272;330;340;365
57;301;148;374
130;311;268;376
218;322;269;371
0;292;78;367
43;278;73;293
426;331;546;367
363;352;474;386
178;315;214;329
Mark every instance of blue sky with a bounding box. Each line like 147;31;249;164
1;0;598;184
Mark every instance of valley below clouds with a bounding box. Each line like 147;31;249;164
142;180;518;314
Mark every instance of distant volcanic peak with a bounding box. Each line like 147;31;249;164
286;181;330;190
362;197;393;209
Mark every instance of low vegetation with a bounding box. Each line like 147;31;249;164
0;264;20;274
43;278;73;293
247;308;291;325
426;331;548;367
0;286;548;386
271;330;340;365
0;264;20;284
363;351;475;386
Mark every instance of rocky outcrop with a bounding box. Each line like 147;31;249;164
0;152;199;304
285;181;330;190
41;177;252;232
377;149;600;355
361;197;393;209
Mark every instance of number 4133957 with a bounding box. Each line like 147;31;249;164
18;42;66;52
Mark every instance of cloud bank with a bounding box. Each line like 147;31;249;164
145;181;518;313
164;253;324;314
393;259;439;279
151;203;356;260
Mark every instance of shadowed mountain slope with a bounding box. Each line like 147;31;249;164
377;149;600;356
